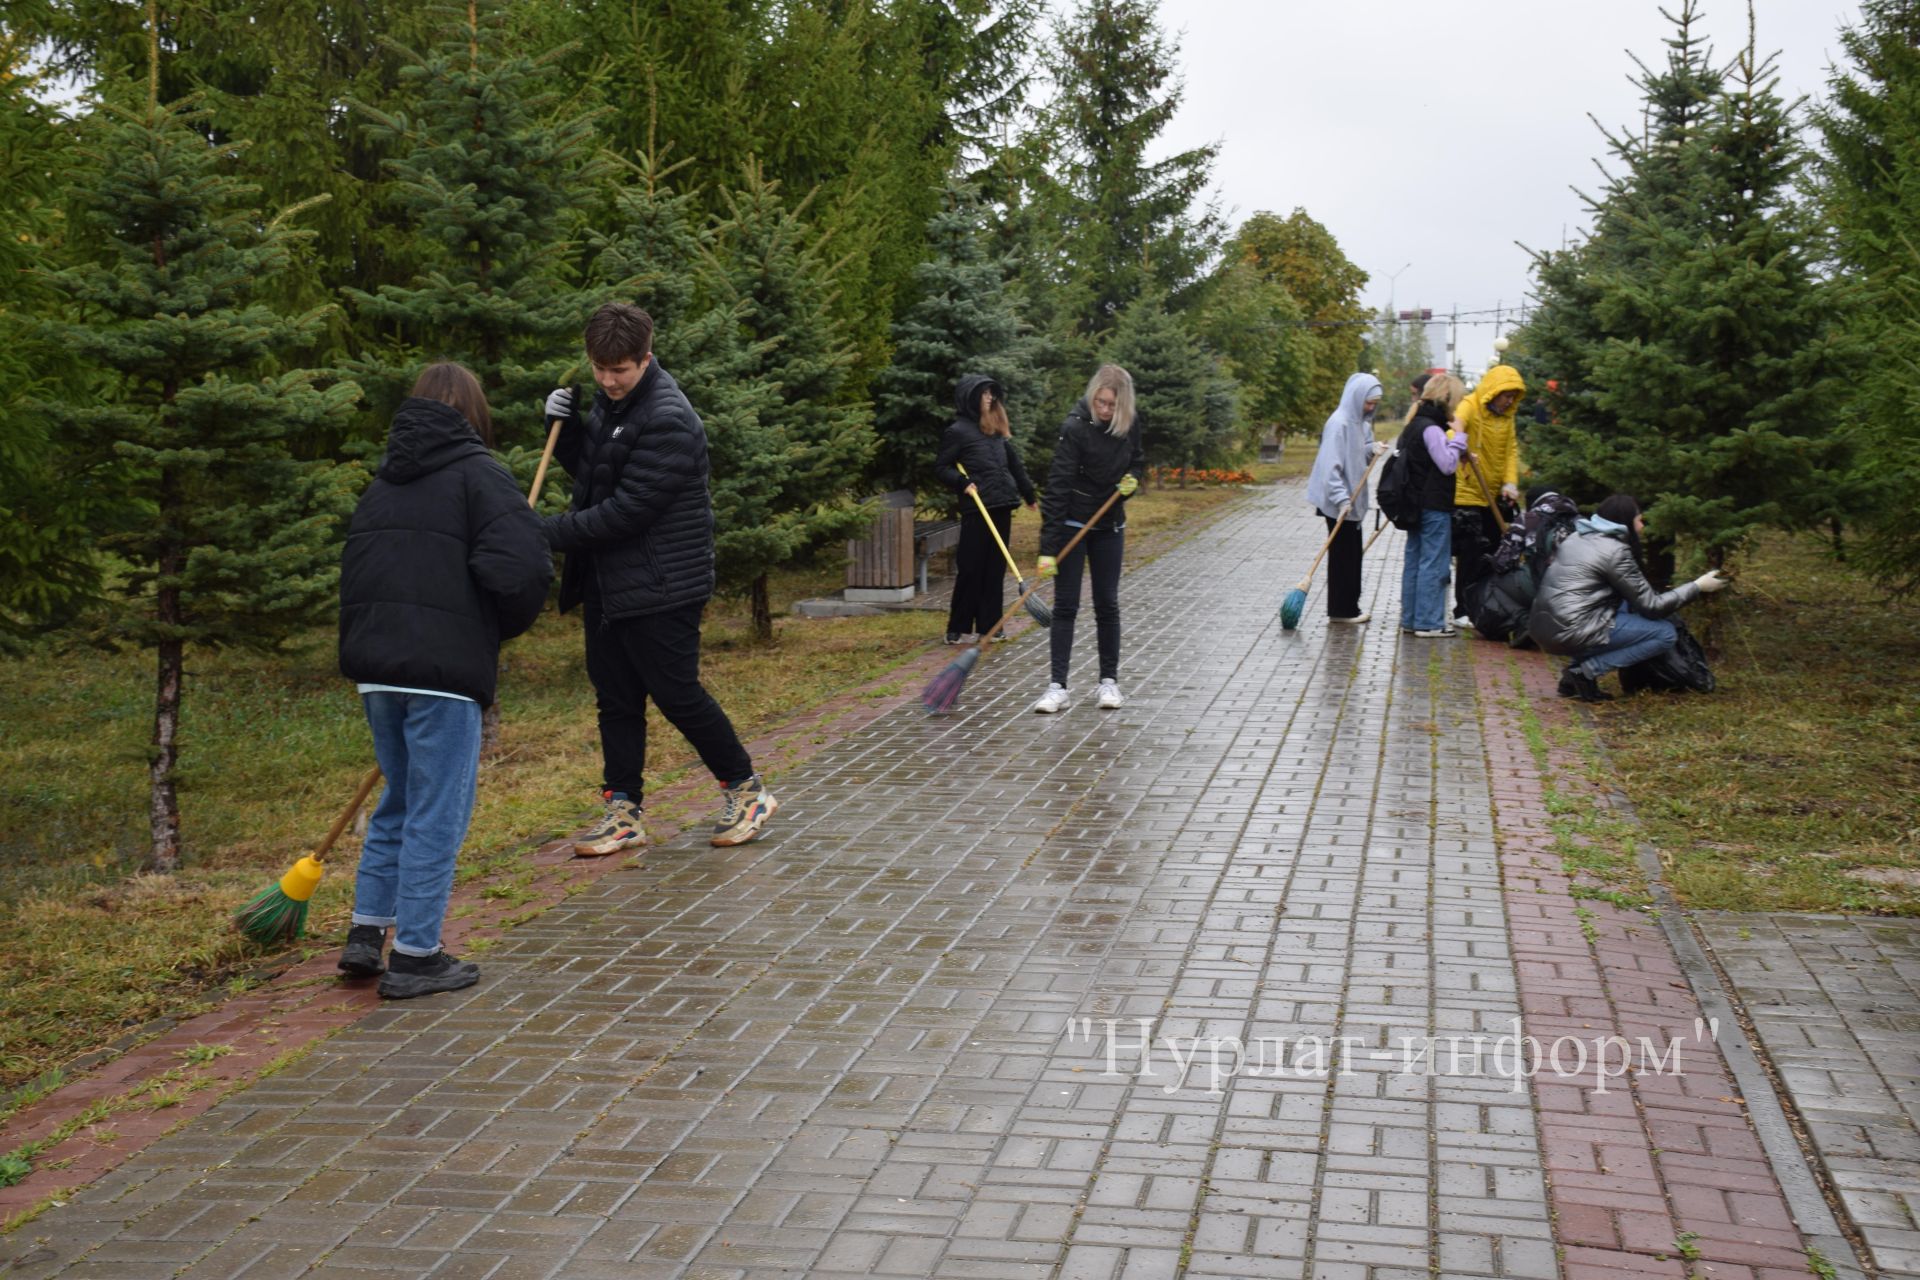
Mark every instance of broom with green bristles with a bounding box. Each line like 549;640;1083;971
232;766;385;945
233;411;570;946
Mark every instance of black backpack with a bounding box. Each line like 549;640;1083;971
1375;421;1423;531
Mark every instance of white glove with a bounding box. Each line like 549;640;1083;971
544;387;573;422
1692;569;1729;594
1371;441;1390;459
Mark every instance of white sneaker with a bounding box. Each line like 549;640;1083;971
1032;683;1071;714
1329;612;1370;625
1096;679;1125;710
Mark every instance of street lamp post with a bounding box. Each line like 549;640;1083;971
1386;262;1412;315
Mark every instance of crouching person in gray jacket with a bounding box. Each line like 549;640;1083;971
1527;494;1727;702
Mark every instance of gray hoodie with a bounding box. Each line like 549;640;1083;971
1307;372;1384;521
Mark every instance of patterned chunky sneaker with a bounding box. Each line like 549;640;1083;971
1031;683;1071;714
711;774;778;847
574;791;646;857
337;923;387;978
377;950;479;1000
1095;679;1125;710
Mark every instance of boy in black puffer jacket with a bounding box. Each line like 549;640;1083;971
542;304;777;854
338;363;550;999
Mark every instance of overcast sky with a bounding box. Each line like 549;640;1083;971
1127;0;1864;373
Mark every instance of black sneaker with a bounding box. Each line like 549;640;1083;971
337;923;387;978
377;950;480;1000
1559;667;1613;702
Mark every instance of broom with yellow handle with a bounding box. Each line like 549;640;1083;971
233;415;568;946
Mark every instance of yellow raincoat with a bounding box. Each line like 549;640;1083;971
1453;364;1526;508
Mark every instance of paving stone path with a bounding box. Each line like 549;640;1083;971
1698;915;1920;1277
0;482;1840;1279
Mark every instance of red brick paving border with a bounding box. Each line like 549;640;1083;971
1474;640;1821;1280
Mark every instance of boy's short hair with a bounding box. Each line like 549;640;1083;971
584;303;654;366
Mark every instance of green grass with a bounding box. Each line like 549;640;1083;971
1588;533;1920;913
0;481;1247;1089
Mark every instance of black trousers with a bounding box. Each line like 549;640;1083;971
1049;526;1124;686
583;597;753;802
948;503;1015;637
1453;504;1503;616
1323;516;1363;619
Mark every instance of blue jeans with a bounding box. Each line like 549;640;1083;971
1573;602;1677;678
353;692;482;957
1400;508;1453;631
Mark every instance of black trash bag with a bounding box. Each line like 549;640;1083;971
1465;565;1534;644
1619;616;1715;694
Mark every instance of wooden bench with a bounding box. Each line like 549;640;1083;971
913;519;961;594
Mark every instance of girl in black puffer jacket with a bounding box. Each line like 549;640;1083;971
336;363;550;999
935;374;1036;643
1031;364;1146;715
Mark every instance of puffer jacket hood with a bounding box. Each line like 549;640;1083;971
340;399;551;705
1307;371;1384;520
1455;364;1527;508
953;373;1000;422
934;373;1034;509
1527;522;1701;655
378;398;490;485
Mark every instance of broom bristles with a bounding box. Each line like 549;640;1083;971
233;886;312;946
1023;591;1052;629
922;647;980;713
1279;586;1307;631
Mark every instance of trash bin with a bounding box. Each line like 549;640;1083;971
845;489;916;602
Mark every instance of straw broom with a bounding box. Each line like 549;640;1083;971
922;486;1124;713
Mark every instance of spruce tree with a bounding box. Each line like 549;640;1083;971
1518;1;1858;568
1815;0;1920;593
0;47;102;643
36;64;359;872
1044;0;1222;332
589;150;788;624
870;180;1048;497
709;163;877;639
1107;291;1235;479
346;0;606;446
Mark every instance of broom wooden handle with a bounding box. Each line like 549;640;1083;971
1295;444;1389;589
1464;452;1509;534
974;485;1125;652
529;418;563;509
313;766;384;864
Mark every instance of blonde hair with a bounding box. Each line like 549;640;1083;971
1084;364;1135;436
1404;372;1466;426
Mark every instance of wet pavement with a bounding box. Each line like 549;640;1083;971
0;481;1875;1279
1698;915;1920;1277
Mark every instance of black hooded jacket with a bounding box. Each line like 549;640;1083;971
1039;398;1147;556
933;374;1036;511
338;397;552;706
545;361;717;619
